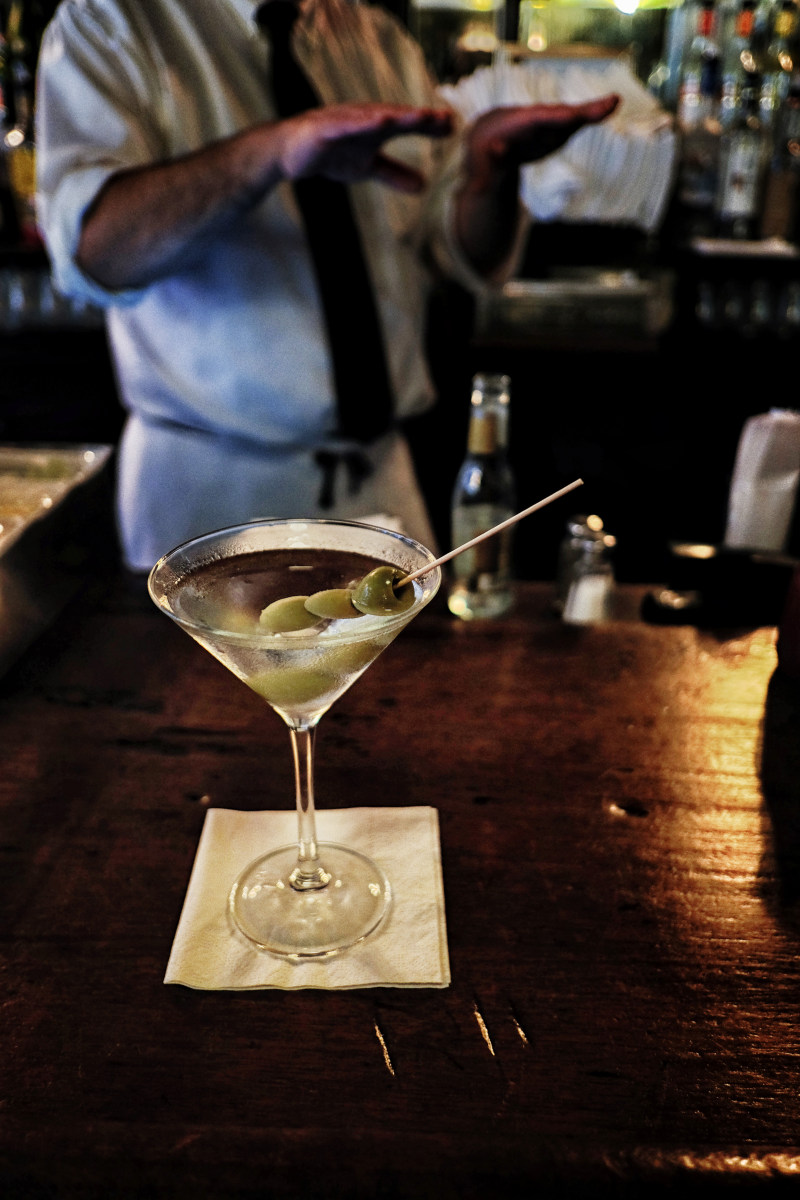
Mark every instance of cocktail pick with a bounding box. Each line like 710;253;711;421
399;477;584;587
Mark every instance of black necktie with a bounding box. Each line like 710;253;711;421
255;0;394;446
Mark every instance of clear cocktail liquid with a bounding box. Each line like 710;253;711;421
168;548;417;722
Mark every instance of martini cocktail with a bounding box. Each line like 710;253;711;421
148;518;441;959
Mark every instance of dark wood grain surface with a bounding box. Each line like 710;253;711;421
3;569;800;1198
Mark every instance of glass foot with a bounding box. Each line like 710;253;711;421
229;842;391;959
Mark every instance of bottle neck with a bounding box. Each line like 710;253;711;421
774;11;797;44
739;78;762;117
467;373;510;455
697;5;716;40
467;408;506;455
737;10;755;40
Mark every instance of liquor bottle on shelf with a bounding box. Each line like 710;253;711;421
678;0;722;131
761;67;800;238
3;1;50;247
0;16;19;247
677;0;723;233
720;0;759;130
648;1;693;111
759;0;798;130
447;373;515;622
714;72;771;238
3;0;38;244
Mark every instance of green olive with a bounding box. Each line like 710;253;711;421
258;596;320;634
247;666;335;707
304;588;361;620
351;566;414;616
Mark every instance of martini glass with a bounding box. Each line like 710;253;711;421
148;518;441;960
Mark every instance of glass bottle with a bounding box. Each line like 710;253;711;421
714;72;771;238
678;0;722;132
0;20;19;248
759;0;798;130
677;0;723;232
447;373;515;621
720;0;759;130
760;66;800;238
4;0;39;246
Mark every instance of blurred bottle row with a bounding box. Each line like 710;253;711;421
655;0;800;240
693;272;800;329
0;263;102;329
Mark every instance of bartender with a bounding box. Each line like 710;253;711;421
35;0;617;570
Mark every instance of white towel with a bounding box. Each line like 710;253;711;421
439;56;677;232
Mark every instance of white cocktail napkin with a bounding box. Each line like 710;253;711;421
164;807;450;990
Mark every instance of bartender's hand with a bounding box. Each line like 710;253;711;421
465;95;620;181
278;102;454;192
456;94;620;279
77;102;454;290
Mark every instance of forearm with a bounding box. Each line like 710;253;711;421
453;161;523;281
75;102;452;291
452;96;620;281
76;123;287;290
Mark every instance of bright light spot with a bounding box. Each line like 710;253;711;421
614;0;639;11
458;25;498;54
671;542;717;560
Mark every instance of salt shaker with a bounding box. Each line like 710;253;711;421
555;515;607;614
560;522;617;626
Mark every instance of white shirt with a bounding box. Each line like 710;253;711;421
35;0;497;567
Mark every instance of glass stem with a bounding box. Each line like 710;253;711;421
288;726;331;891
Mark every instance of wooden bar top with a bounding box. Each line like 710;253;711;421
3;568;800;1198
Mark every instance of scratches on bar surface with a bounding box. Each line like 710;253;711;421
511;1013;530;1048
473;1001;531;1060
374;1023;395;1076
473;1004;495;1057
373;1003;528;1077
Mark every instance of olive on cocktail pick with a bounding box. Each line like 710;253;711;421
261;480;587;631
304;588;362;619
259;595;320;633
351;566;415;615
